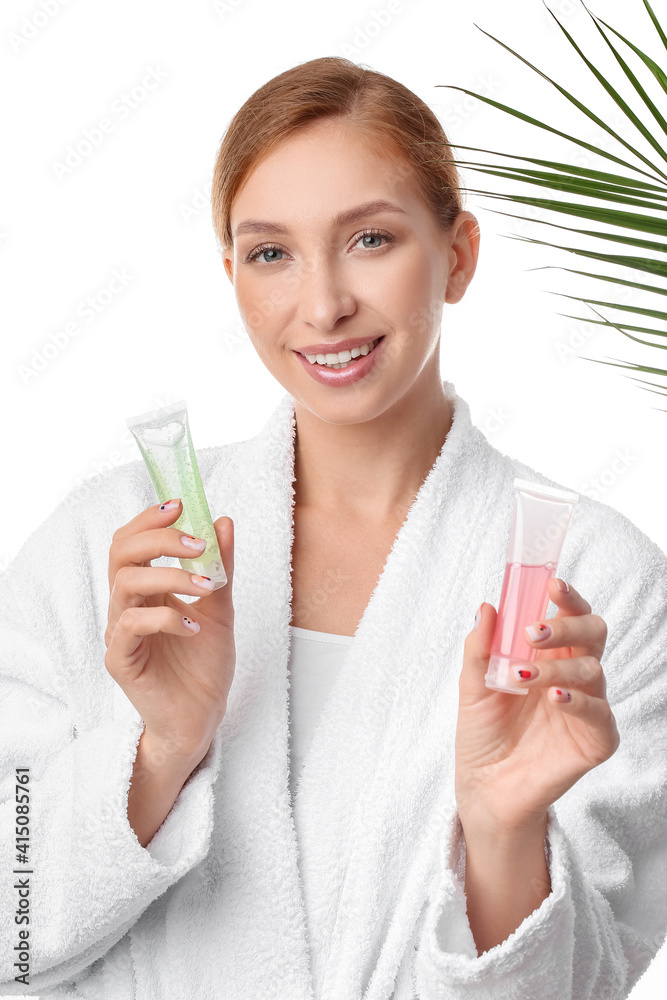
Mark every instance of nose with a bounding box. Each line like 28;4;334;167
295;253;356;331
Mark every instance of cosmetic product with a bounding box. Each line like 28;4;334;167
126;400;227;591
485;477;579;695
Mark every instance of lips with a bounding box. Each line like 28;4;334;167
295;335;384;357
295;332;385;386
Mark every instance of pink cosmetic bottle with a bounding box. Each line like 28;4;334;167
485;477;579;696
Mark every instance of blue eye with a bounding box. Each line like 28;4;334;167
247;245;283;263
354;229;395;250
244;228;395;265
357;232;385;248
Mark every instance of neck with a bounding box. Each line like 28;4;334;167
292;367;453;523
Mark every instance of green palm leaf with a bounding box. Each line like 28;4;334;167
548;292;667;323
529;266;667;298
436;0;667;409
477;204;667;254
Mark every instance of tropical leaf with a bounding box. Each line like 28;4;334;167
435;0;667;409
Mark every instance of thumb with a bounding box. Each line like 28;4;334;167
212;516;234;593
191;516;234;616
459;602;497;701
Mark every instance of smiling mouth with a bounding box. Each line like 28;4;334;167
299;337;383;369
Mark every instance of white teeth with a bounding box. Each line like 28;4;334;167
305;339;379;366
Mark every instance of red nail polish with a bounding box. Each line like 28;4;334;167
513;664;539;682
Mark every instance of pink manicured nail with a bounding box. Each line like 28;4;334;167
473;606;482;631
525;623;552;642
555;578;569;593
181;534;206;551
553;688;572;703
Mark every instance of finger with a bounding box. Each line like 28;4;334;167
109;498;184;589
547;577;592;617
546;685;621;763
189;516;235;625
459;602;497;702
112;524;211;573
523;610;608;661
509;654;607;698
111;565;223;607
215;515;234;590
105;606;201;680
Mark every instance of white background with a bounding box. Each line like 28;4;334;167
1;0;665;996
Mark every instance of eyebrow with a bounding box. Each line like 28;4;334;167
232;199;408;240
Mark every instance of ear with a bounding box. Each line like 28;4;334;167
444;212;481;305
223;253;234;284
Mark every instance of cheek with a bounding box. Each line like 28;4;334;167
236;281;278;349
375;257;438;338
234;275;286;341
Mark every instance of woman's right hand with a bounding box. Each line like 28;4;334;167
104;498;235;767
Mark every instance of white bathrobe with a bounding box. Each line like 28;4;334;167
1;378;666;1000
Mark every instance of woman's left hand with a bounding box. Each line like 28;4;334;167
455;578;621;835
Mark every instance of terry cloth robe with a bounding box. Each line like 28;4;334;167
1;378;666;1000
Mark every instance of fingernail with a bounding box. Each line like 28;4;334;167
181;534;206;551
473;605;482;631
159;499;181;512
555;578;569;593
513;664;539;681
191;575;214;590
553;688;572;703
525;623;552;642
183;616;200;632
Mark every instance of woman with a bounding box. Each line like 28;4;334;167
1;57;666;1000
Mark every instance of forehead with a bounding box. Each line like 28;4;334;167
230;120;427;231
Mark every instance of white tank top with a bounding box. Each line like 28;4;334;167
287;625;354;803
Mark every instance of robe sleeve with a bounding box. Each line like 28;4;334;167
412;509;667;999
0;485;223;995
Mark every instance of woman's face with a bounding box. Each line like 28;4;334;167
223;119;479;425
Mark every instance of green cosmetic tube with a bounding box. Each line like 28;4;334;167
125;400;227;591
